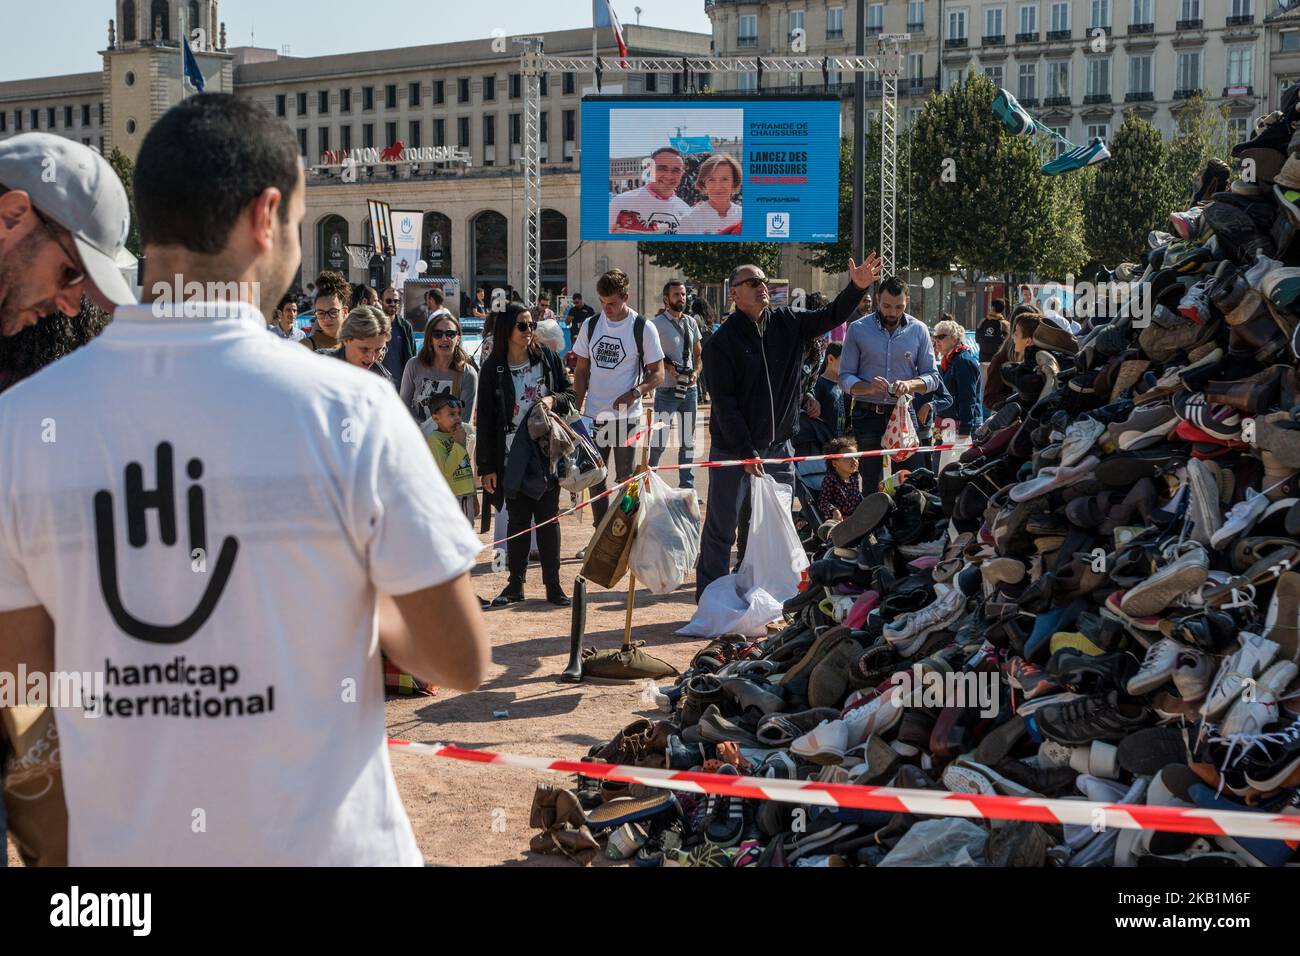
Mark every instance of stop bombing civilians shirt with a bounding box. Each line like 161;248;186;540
0;301;482;866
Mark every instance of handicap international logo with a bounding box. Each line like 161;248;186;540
766;213;790;239
400;217;414;236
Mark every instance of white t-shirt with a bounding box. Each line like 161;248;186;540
0;301;482;866
572;309;665;423
679;201;742;235
608;185;692;234
505;360;548;454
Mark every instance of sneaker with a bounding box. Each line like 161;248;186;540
1032;690;1152;745
1264;570;1300;662
841;690;906;745
790;719;850;765
1209;488;1274;549
1041;136;1111;175
1170;207;1205;240
1126;639;1184;696
943;756;1042;797
1177;278;1212;324
992;87;1036;136
1060;418;1106;468
882;585;966;657
1186;459;1225;546
1104;404;1179;452
1171;646;1216;703
1119;543;1210;617
1240;715;1300;791
829;492;894;548
1219;660;1298;738
1203;632;1281;721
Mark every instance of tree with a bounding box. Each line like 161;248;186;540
1082;111;1170;267
637;240;782;286
907;73;1088;324
1162;92;1233;214
107;147;141;258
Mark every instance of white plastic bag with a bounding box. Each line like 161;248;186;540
628;470;702;594
679;476;809;638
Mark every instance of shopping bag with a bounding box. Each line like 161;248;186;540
679;477;808;638
628;470;702;594
581;481;641;588
558;418;607;494
881;394;919;464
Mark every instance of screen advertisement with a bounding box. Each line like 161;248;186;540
581;96;841;243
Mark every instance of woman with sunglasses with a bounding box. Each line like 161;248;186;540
931;316;984;443
476;302;576;608
399;312;478;422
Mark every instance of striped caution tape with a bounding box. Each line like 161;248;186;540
484;442;971;549
389;739;1300;841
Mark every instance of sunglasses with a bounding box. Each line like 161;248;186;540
428;328;459;340
382;298;400;305
934;333;953;341
733;277;768;290
516;321;537;332
33;208;85;292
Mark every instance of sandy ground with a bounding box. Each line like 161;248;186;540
7;407;722;868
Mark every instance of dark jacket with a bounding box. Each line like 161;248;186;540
935;346;985;435
475;344;576;510
381;312;417;382
326;346;395;383
705;281;864;460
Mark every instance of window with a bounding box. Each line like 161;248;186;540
1177;51;1202;91
908;0;925;27
45;108;54;129
316;90;328;114
458;77;470;102
483;76;496;101
296;129;306;156
868;3;884;33
458;116;470;147
541;73;550;96
510;113;522;144
409;82;421;107
1232;0;1251;15
296;92;307;116
1047;59;1070;98
1284;31;1300;53
1227;47;1253;89
790;9;805;38
82;104;91;126
1131;0;1151;24
385;84;397;109
738;71;758;91
64;105;73;127
483;114;495;146
1129;53;1152;92
98;102;104;124
828;6;844;38
739;14;758;46
362;123;374;148
908;53;925;78
408;120;421;149
341;88;351;113
985;64;1005;86
1180;0;1199;20
948;8;968;39
510;73;522;98
944;67;966;89
1018;61;1038;99
986;6;1005;37
540;112;549;144
1087;122;1109;140
1086;57;1110;96
646;73;658;92
13;111;21;131
1050;1;1070;32
433;80;445;104
0;113;6;133
385;121;397;145
1089;0;1109;28
1019;3;1038;33
563;72;575;95
340;125;352;151
433;119;445;146
1229;116;1249;142
1050;126;1070;156
363;86;374;111
317;128;329;155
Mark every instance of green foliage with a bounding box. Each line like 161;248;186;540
1162;93;1233;213
107;147;141;258
637;240;782;286
1082;111;1170;266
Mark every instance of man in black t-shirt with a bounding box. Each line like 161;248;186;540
976;297;1009;370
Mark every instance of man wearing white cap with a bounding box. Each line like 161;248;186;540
0;133;137;335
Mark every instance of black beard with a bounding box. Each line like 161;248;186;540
0;298;110;393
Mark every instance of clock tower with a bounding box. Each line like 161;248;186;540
102;0;234;158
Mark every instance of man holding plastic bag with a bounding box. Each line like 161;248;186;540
839;275;943;494
694;255;884;601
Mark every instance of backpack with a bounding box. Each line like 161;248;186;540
582;312;647;383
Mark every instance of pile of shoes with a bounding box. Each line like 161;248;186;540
567;97;1300;866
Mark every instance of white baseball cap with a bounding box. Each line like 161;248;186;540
0;133;136;307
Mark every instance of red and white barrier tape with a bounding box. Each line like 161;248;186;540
389;739;1300;841
484;442;971;548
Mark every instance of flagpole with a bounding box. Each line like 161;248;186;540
178;7;187;104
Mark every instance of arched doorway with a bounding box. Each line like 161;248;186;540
423;212;452;277
471;210;508;300
317;215;349;276
540;209;567;296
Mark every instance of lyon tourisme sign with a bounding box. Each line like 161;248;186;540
316;141;473;169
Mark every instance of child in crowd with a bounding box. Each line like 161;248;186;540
424;393;478;525
816;436;864;521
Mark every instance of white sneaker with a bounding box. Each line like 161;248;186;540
883;585;966;656
1210;488;1272;549
1120;542;1210;617
1220;660;1298;738
790;719;850;764
1186;459;1223;547
1037;739;1077;769
1170;646;1214;703
842;692;905;747
898;535;947;559
1060;418;1106;468
1203;632;1280;721
1127;639;1183;695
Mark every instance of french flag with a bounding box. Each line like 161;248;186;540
594;0;628;64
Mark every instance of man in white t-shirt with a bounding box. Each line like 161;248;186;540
0;94;490;867
608;147;692;234
572;267;665;532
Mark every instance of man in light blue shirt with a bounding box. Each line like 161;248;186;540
839;275;942;493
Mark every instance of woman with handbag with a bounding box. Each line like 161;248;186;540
477;303;577;608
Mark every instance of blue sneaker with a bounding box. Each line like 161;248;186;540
1041;137;1112;176
993;88;1036;136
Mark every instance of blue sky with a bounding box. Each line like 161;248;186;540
1;0;713;82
